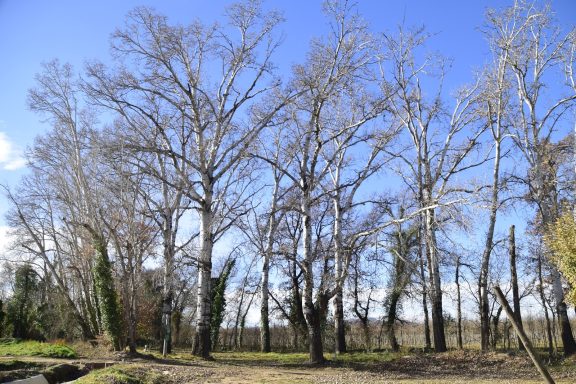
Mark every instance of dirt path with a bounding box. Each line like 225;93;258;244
3;351;576;383
120;351;576;384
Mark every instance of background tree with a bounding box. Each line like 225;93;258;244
6;265;39;339
383;220;418;352
0;299;5;337
498;0;576;356
385;26;483;352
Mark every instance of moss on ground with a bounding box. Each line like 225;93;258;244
75;364;169;384
0;338;76;358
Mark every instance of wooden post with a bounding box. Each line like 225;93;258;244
493;286;555;384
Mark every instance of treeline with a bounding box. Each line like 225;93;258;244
1;0;575;364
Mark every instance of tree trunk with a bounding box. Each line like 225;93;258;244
455;258;463;350
302;200;325;364
173;309;182;347
122;280;137;354
491;305;502;350
386;291;400;352
308;312;324;364
91;232;123;352
260;258;271;352
418;228;432;350
537;252;554;357
479;132;502;352
551;265;576;356
260;178;280;353
332;195;347;354
333;287;346;354
192;205;213;358
508;225;524;350
161;211;175;356
361;318;371;352
424;205;446;352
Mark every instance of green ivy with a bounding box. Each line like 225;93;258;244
93;235;123;351
210;259;235;350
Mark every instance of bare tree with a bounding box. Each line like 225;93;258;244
25;60;126;350
384;27;483;352
494;0;576;356
476;6;519;350
262;0;383;362
83;2;288;358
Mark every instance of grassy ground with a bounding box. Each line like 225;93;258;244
3;343;576;383
0;338;76;358
74;364;167;384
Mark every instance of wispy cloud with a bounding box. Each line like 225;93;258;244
0;131;26;171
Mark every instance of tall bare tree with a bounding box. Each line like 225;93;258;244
493;0;576;356
83;1;288;358
384;27;483;352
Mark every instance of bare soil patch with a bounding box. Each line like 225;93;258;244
3;350;576;383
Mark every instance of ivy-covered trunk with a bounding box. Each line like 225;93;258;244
210;259;235;351
92;232;123;351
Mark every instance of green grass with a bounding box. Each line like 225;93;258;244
75;364;168;384
0;339;77;358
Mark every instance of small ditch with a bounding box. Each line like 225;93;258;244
1;361;115;384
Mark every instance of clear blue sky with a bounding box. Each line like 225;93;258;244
0;0;574;227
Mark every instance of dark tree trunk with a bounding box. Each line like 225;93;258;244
308;314;325;364
386;291;401;352
537;252;554;357
508;225;524;350
424;206;446;352
418;241;432;350
455;258;463;350
491;306;503;350
333;287;346;354
557;302;576;356
306;295;328;364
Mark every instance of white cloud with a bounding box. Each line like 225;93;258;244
0;131;26;171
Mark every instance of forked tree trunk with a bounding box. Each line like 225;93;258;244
479;128;502;352
302;200;325;364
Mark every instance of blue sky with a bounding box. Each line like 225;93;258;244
0;0;574;233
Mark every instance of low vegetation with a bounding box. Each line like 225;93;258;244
75;364;168;384
0;339;76;358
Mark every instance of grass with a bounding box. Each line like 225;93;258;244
0;339;77;358
75;364;168;384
